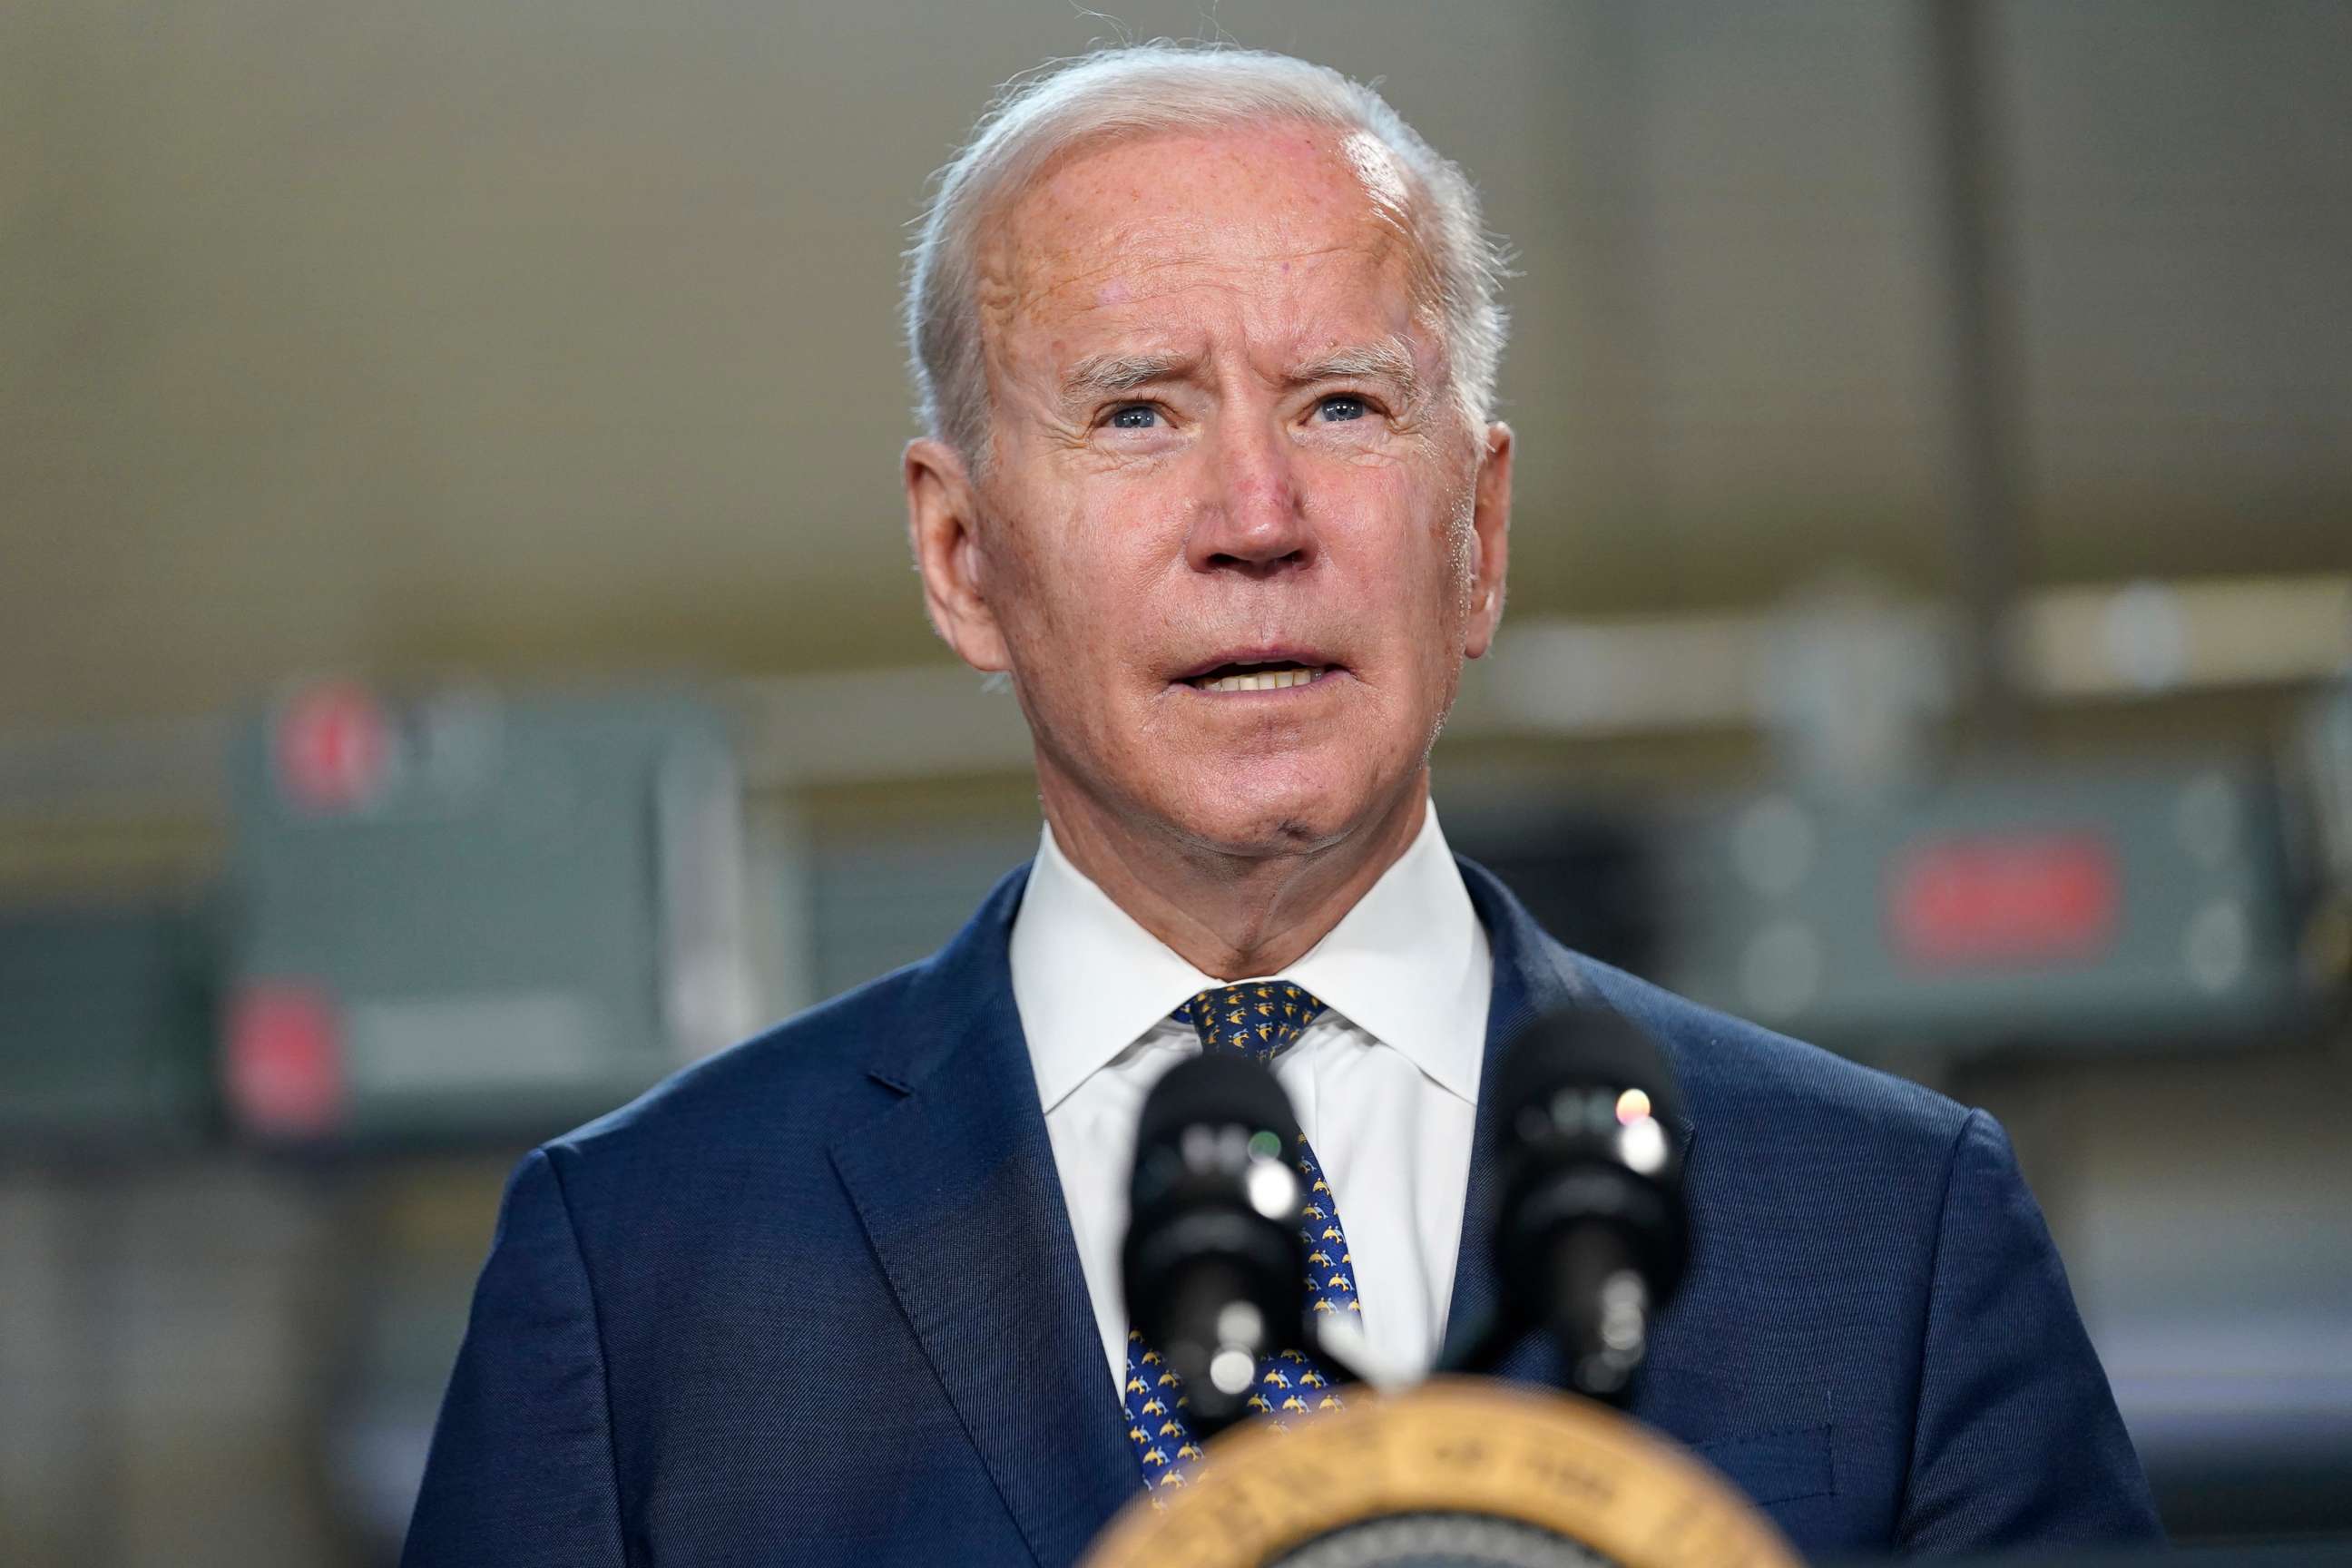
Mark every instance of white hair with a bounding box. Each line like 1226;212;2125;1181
906;44;1511;464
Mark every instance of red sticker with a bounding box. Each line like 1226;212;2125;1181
276;683;392;814
225;982;346;1137
1890;834;2121;968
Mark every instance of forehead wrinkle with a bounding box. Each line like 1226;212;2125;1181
1024;228;1399;312
972;122;1455;426
983;137;1417;318
1009;235;1402;394
1021;234;1408;354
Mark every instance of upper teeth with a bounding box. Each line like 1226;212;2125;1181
1199;666;1320;693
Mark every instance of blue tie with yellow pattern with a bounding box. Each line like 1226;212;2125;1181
1119;980;1362;1493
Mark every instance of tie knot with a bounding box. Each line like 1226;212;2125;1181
1171;981;1327;1063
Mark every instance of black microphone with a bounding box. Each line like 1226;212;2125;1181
1121;1053;1311;1436
1482;1004;1689;1405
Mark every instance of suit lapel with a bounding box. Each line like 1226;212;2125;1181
828;869;1137;1568
1442;859;1698;1385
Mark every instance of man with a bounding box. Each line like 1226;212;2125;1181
404;45;2160;1565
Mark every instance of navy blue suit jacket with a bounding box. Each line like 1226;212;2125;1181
405;859;2161;1564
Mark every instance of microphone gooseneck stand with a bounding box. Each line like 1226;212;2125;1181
1445;1004;1690;1409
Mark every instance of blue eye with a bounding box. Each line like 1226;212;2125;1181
1108;405;1160;429
1317;395;1367;423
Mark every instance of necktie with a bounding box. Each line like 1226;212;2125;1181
1120;981;1362;1493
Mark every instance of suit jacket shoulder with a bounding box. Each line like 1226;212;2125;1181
1458;859;2160;1550
535;852;1036;1206
407;866;1130;1568
1569;943;1968;1142
1565;945;1984;1271
544;952;926;1179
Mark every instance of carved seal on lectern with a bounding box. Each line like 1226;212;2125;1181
1082;1378;1800;1568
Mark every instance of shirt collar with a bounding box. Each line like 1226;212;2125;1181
1284;803;1488;1106
1010;800;1489;1113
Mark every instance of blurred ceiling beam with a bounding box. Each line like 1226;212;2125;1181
1922;0;2033;745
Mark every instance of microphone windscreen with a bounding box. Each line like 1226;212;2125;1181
1136;1052;1301;1156
1492;1004;1683;1132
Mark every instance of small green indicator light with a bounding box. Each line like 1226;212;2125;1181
1248;1131;1283;1160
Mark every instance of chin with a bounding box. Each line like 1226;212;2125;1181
1153;770;1386;861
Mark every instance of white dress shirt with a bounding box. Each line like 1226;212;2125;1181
1009;800;1492;1398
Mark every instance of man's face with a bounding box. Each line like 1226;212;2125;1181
911;122;1511;860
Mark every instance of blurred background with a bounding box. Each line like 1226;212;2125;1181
4;0;2349;1561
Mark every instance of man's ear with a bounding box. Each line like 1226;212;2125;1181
1463;421;1513;660
906;437;1012;673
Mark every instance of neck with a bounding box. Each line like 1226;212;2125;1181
1040;769;1431;980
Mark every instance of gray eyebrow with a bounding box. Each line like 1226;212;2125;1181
1058;351;1195;407
1288;340;1423;403
1056;339;1425;409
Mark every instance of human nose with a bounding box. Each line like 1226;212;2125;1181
1182;411;1316;577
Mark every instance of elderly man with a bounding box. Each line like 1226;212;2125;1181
404;46;2160;1566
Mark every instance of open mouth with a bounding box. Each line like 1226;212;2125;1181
1182;661;1334;694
